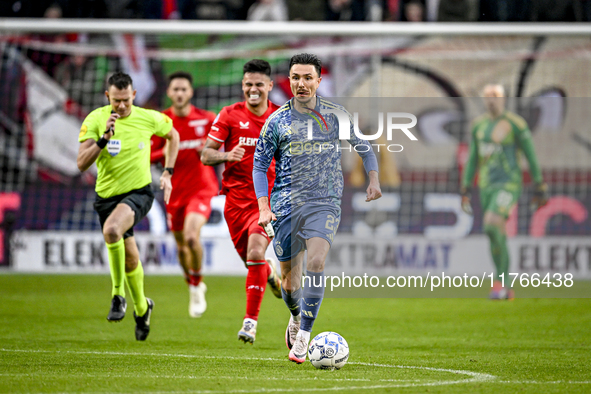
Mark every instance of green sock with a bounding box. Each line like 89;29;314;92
125;260;148;316
484;224;509;283
106;239;126;298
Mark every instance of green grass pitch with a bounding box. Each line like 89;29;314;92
0;274;590;393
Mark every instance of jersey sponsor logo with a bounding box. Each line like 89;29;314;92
479;142;501;158
138;142;145;150
239;121;250;129
107;140;121;157
179;139;204;150
189;119;210;137
79;125;87;138
238;136;258;146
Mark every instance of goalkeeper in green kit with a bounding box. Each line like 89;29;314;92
461;84;548;300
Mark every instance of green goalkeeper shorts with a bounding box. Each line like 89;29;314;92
480;185;521;219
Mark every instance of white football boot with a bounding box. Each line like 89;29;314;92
238;318;257;344
289;331;309;364
285;314;300;350
189;282;207;318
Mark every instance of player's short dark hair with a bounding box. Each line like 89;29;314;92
243;59;272;77
289;53;322;77
107;72;133;90
168;71;193;86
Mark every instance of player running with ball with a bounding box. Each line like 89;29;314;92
253;53;382;363
201;59;282;344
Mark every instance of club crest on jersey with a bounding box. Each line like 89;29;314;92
107;140;121;157
239;121;250;129
275;244;283;257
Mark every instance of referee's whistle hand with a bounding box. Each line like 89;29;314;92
105;113;120;138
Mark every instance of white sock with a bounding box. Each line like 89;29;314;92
292;313;301;322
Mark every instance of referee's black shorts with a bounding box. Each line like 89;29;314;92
94;184;154;239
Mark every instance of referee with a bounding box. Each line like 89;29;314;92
77;72;179;340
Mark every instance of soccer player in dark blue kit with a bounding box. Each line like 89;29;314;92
253;53;382;363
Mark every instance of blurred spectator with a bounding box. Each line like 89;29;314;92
382;0;399;20
425;0;439;21
582;0;591;21
105;0;151;18
54;52;105;118
162;0;181;18
478;0;528;21
529;0;583;21
0;0;32;17
26;3;73;77
403;0;425;21
178;0;243;19
44;3;62;18
58;0;108;18
437;0;478;21
247;0;288;21
326;0;365;21
286;0;326;20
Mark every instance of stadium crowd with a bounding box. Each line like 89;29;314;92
1;0;590;22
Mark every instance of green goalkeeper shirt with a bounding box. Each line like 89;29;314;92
79;105;173;198
461;110;543;190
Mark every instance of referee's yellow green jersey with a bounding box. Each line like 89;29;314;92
79;105;173;198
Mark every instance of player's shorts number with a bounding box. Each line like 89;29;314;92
325;214;340;242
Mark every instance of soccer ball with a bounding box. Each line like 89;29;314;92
308;331;349;370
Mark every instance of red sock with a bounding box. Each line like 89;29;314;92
188;269;202;286
245;260;268;320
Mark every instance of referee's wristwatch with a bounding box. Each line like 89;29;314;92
164;167;174;176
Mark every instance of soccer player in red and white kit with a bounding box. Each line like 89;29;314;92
151;71;219;318
201;59;282;344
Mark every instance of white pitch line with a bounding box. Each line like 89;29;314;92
0;347;492;394
494;380;591;384
1;348;588;394
0;373;424;383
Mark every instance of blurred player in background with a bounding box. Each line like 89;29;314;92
151;71;218;318
254;53;382;363
201;59;282;344
461;84;548;300
77;72;179;340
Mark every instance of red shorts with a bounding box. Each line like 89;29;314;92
167;194;214;232
224;197;269;261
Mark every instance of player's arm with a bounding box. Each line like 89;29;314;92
366;170;381;202
200;138;245;166
460;126;478;215
254;118;278;229
345;113;381;202
515;122;548;209
158;127;180;204
77;111;119;172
